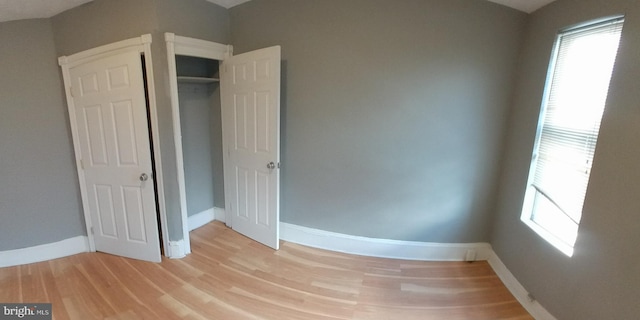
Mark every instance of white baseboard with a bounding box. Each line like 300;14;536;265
188;208;215;231
280;222;493;261
281;222;556;318
0;236;89;268
168;240;187;259
487;252;557;320
214;207;226;223
187;207;226;232
0;219;556;319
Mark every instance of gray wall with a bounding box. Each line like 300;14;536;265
0;19;85;250
155;0;229;229
51;0;229;242
50;0;189;241
179;83;215;215
230;0;527;242
156;0;229;41
1;0;229;249
176;56;225;216
491;0;640;318
210;84;225;207
6;1;640;317
157;0;229;217
51;0;158;56
178;82;225;216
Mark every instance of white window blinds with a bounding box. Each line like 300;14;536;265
523;18;624;255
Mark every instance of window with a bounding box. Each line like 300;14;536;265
521;17;624;256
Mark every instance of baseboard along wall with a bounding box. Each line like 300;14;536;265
280;222;555;319
487;252;558;320
0;236;89;268
167;207;225;259
187;208;216;232
0;210;556;319
187;207;226;232
280;222;492;261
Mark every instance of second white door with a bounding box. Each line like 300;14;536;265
220;46;281;250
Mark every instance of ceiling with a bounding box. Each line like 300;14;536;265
486;0;557;13
0;0;555;23
206;0;559;12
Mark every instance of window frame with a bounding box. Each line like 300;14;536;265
520;16;624;257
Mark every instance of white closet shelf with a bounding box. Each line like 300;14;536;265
177;76;219;83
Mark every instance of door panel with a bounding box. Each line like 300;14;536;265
69;50;161;262
112;100;139;166
221;46;281;250
95;184;117;237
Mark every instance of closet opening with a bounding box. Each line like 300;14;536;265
175;55;225;234
166;34;283;255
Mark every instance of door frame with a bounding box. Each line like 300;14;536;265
165;33;232;256
58;34;169;256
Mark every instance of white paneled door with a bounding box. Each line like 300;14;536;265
221;46;281;250
68;50;161;262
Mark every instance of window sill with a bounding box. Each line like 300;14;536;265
520;217;575;257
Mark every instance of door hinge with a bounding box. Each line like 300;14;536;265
90;227;94;235
79;159;84;170
70;86;76;97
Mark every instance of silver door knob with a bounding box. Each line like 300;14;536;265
139;173;149;181
267;162;276;169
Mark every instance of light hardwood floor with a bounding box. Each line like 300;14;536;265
0;222;532;319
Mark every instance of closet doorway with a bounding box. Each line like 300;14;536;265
165;34;282;256
166;33;230;256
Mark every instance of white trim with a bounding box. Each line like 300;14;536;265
167;33;232;60
141;35;170;260
280;222;493;261
165;33;232;256
188;208;216;231
58;34;169;258
165;33;191;256
281;222;557;319
58;57;96;252
214;207;226;223
487;252;558;320
521;215;574;257
58;36;151;68
0;218;556;320
0;236;89;268
168;240;187;259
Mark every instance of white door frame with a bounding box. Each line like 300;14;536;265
59;34;169;257
165;33;232;256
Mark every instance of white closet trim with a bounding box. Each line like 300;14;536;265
165;33;232;257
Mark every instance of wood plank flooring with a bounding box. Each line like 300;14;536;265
0;221;532;319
